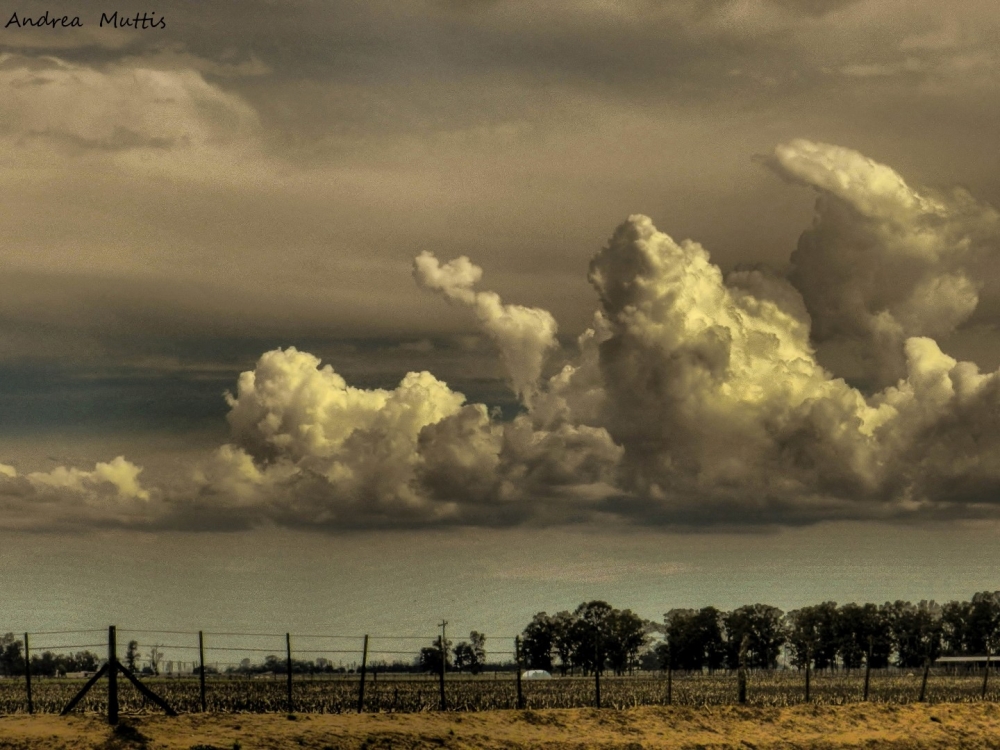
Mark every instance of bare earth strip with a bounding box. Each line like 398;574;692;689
3;704;1000;749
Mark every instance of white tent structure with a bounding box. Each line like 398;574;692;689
521;669;553;680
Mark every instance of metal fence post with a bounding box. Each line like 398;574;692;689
594;630;602;709
984;652;992;700
805;644;812;703
438;621;447;711
357;635;369;713
285;633;294;713
199;631;207;712
863;636;872;701
108;626;119;725
515;636;524;710
737;634;748;705
23;633;33;714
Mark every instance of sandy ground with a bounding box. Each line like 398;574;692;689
3;703;1000;749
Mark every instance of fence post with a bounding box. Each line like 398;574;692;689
804;644;811;703
357;634;369;713
514;636;524;710
594;630;602;709
863;636;872;702
198;631;207;712
984;651;992;700
438;621;447;711
285;633;294;713
108;625;119;725
23;632;33;715
918;656;931;702
737;634;748;705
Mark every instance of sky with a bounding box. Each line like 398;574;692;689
3;1;1000;644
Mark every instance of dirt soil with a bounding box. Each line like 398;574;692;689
3;703;1000;749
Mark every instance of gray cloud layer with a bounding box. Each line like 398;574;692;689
6;140;1000;531
4;3;1000;531
4;1;1000;349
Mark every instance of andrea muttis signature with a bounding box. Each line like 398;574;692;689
5;10;166;29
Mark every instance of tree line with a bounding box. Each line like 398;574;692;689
0;634;100;677
519;593;1000;674
4;593;998;679
418;631;488;674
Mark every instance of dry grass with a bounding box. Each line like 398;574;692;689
3;703;1000;749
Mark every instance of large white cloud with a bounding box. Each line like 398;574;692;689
770;138;999;385
7;139;1000;530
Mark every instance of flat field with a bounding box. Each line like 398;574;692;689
4;703;1000;749
2;671;998;714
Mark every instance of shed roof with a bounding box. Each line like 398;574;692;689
936;656;992;662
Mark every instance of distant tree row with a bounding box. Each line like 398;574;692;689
418;631;487;674
225;655;351;676
0;634;101;677
519;593;1000;674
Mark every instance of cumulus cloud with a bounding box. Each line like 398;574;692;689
0;457;155;530
8;139;1000;531
768;138;999;385
185;344;621;529
413;251;558;404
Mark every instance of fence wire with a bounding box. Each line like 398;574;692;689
8;625;997;716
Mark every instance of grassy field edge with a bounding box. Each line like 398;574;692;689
4;702;1000;749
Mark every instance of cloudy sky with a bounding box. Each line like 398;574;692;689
3;1;1000;634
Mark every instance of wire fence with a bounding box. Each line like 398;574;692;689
2;625;1000;719
17;628;514;670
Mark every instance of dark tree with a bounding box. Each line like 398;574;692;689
568;601;614;675
942;592;1000;656
836;603;891;669
604;609;648;675
942;600;971;655
452;632;485;674
550;611;576;675
418;636;452;673
886;600;943;668
786;602;839;670
0;633;24;676
468;631;486;674
723;604;786;669
664;608;725;671
29;651;58;677
148;644;163;676
453;642;474;672
125;640;141;672
72;650;99;672
521;613;555;671
969;592;1000;654
641;645;664;671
